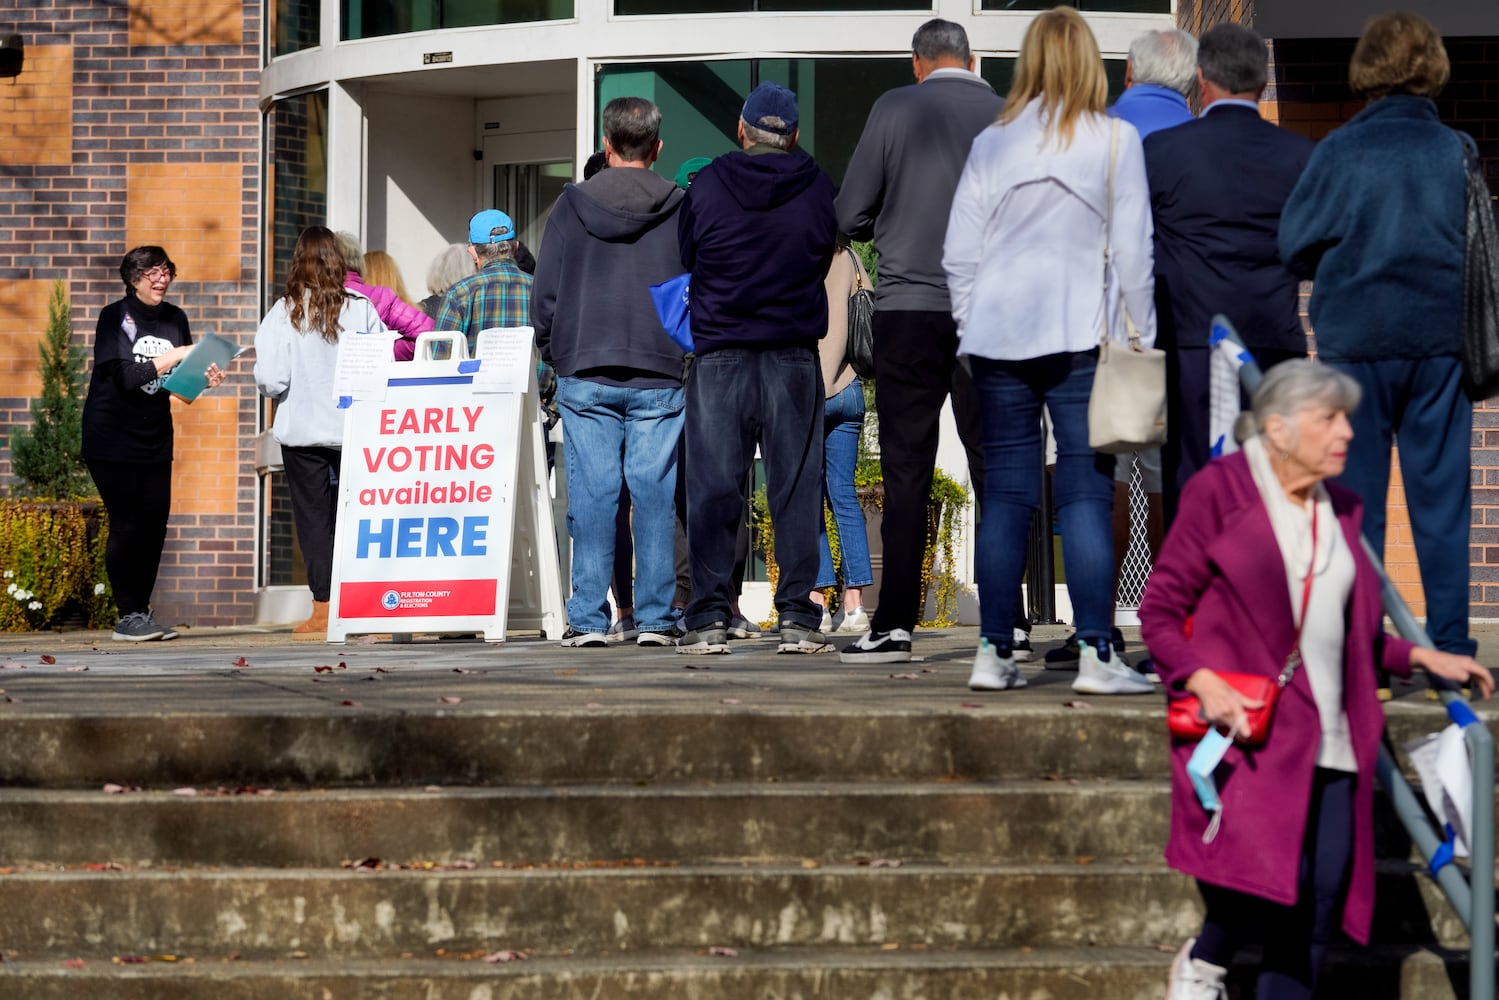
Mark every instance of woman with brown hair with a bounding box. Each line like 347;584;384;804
942;5;1155;695
254;226;394;640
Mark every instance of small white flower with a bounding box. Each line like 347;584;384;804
2;570;12;579
26;601;41;611
94;583;106;596
15;589;30;601
4;583;14;595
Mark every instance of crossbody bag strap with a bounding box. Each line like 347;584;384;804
1100;118;1120;349
846;247;865;292
1278;502;1319;687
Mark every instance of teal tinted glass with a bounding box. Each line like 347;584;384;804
980;56;1127;104
272;0;320;54
343;0;571;39
981;0;1168;10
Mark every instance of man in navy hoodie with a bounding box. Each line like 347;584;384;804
676;82;837;656
532;96;688;649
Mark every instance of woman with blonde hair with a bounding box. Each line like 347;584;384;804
362;250;417;306
255;226;395;640
943;5;1156;694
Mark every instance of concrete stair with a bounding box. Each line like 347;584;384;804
0;670;1489;997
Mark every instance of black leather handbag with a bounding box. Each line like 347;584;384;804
845;249;876;380
1461;147;1499;401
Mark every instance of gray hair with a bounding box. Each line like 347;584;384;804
425;242;472;296
1129;29;1199;97
1249;360;1361;440
742;121;795;150
472;239;515;264
334;231;364;275
912;18;970;63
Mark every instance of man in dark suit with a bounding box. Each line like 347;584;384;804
1145;23;1314;524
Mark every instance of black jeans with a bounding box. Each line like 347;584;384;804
684;347;823;631
869;310;983;635
87;459;172;617
281;445;342;603
1194;768;1354;999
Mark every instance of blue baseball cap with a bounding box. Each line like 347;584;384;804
741;82;799;136
468;209;515;244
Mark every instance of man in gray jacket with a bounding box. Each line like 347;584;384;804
835;19;1001;664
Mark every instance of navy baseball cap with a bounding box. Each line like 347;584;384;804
741;82;799;135
468;209;515;244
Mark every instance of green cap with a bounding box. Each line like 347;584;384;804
673;157;714;190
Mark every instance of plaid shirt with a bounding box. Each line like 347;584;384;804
434;258;554;403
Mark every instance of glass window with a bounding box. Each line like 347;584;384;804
981;0;1169;11
343;0;571;39
616;0;921;15
980;55;1127;104
271;0;320;57
596;58;916;188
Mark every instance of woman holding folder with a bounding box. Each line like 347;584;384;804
82;245;226;641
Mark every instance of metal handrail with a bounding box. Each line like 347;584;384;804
1219;316;1494;998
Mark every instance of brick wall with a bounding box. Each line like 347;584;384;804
0;0;262;627
1260;35;1499;620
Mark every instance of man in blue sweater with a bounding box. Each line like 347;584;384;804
676;82;837;656
532;97;688;648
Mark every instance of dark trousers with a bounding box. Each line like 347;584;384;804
87;459;171;617
1163;344;1304;527
281;445;342;603
1194;768;1354;999
684;347;823;631
869;310;984;634
1332;355;1476;656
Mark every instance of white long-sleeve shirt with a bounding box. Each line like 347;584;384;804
943;99;1156;361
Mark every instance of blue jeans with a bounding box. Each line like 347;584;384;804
817;380;874;589
1331;355;1475;656
684;347;824;631
969;352;1114;648
556;377;684;635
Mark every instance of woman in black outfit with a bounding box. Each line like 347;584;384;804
81;246;224;641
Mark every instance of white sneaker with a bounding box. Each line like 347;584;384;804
968;638;1026;691
1072;640;1153;695
837;607;870;634
818;609;834;633
1167;938;1227;1000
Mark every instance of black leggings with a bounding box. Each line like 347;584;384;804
1194;768;1355;999
281;446;341;603
87;459;172;617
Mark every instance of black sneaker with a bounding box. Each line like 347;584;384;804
1012;627;1033;663
112;612;166;642
1044;627;1125;669
778;623;832;654
839;628;913;664
559;626;607;648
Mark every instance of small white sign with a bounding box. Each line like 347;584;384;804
471;326;535;394
333;329;393;406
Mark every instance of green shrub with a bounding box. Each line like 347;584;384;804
9;280;93;500
0;501;113;631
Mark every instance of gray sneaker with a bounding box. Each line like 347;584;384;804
778;623;833;654
677;622;731;657
112;612;166;642
726;614;762;639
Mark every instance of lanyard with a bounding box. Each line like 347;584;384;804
1278;502;1318;687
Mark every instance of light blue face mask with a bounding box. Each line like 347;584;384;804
1187;727;1233;843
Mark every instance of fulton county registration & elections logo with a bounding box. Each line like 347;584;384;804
382;590;401;611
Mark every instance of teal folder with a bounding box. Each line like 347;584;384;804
162;332;243;402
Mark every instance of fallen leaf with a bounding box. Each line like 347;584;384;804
1075;856;1096;865
231;656;249;668
340;700;361;707
888;672;920;680
372;667;389;674
960;702;984;709
85;862;125;871
337;661;347;669
880;942;901;951
451;667;478;674
482;950;528;963
113;955;147;965
62;958;86;968
1062;700;1092;710
288;950;309;959
707;946;737;958
557;669;578;676
103;783;125;794
314;665;336;674
64;665;89;673
39;655;56;665
438;696;462;704
173;788;198;797
856;858;902;868
799;859;820;869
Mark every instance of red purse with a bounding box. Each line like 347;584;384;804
1166;505;1317;747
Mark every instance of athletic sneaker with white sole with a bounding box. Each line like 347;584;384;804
818;609;834;633
606;615;639;643
1072;640;1153;695
636;630;675;647
1166;938;1227;1000
836;607;870;634
726;615;762;640
676;623;731;655
559;626;607;648
778;623;833;654
1012;627;1033;662
112;611;166;642
839;628;913;664
968;637;1027;691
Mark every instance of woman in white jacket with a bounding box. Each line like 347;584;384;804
255;226;392;641
943;6;1156;695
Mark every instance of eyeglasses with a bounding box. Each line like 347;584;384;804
141;266;174;282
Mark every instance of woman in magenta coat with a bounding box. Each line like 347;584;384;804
1139;361;1490;1000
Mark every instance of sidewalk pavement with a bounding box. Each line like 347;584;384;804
0;621;1490;719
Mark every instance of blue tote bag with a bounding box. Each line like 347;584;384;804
649;273;693;354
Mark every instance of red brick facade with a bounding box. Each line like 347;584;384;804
0;0;262;626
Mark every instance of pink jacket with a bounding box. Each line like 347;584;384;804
345;273;433;362
1138;450;1414;944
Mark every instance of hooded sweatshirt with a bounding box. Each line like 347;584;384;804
531;166;687;384
677;146;837;354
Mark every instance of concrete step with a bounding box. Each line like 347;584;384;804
0;780;1171;867
0;862;1475;958
0;945;1475;1000
0;706;1476;788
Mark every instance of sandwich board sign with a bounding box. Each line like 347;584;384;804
327;330;564;642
